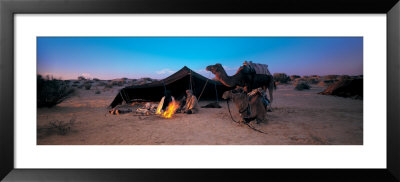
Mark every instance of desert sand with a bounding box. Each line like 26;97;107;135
37;84;362;145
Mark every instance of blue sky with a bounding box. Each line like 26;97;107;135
37;37;363;80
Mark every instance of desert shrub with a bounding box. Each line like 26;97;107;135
84;82;92;90
37;75;75;107
295;82;311;90
73;80;80;84
306;78;319;84
49;118;75;135
290;75;301;81
95;90;101;94
338;75;351;81
273;73;290;84
324;75;338;80
105;83;113;88
97;81;107;86
318;79;338;87
142;77;152;81
93;78;100;82
293;78;305;85
112;81;124;86
77;76;86;81
77;84;83;89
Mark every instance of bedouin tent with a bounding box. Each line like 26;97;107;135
109;66;232;108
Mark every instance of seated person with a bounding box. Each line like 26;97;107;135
182;89;199;114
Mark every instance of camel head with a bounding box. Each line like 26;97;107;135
222;91;231;100
206;63;223;74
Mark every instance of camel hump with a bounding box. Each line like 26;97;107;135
247;61;271;75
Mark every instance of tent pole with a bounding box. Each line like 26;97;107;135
189;70;193;91
119;91;126;104
162;80;167;95
122;89;130;103
214;82;219;103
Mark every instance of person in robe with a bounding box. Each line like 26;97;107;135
182;89;199;114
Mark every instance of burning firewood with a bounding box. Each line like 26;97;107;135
156;101;180;118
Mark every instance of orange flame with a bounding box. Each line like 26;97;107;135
162;101;180;118
156;106;162;114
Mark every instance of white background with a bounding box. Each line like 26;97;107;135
15;14;386;168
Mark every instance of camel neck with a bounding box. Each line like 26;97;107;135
216;68;237;87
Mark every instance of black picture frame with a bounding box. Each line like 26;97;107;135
1;0;399;181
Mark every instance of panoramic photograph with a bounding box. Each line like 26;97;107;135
37;37;363;145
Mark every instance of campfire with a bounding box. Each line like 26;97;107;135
160;101;180;118
155;104;162;114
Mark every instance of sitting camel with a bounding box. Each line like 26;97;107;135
206;63;275;110
222;87;267;124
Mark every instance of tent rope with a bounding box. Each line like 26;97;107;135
119;90;126;104
122;89;130;103
197;73;211;102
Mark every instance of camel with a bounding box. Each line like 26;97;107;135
222;87;267;124
206;63;275;110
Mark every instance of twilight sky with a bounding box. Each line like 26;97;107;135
37;37;363;80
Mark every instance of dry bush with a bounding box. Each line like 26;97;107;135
112;81;124;86
290;75;301;81
273;73;290;84
95;90;101;94
37;75;75;108
105;83;113;88
77;76;86;81
49;118;75;135
295;82;311;90
84;82;92;90
97;81;107;86
306;78;319;84
323;75;339;80
293;78;305;85
338;75;351;81
318;80;336;87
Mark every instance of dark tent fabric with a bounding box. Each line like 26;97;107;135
109;66;232;108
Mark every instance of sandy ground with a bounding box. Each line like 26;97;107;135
37;84;363;145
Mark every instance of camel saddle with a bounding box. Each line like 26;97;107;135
245;61;271;75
